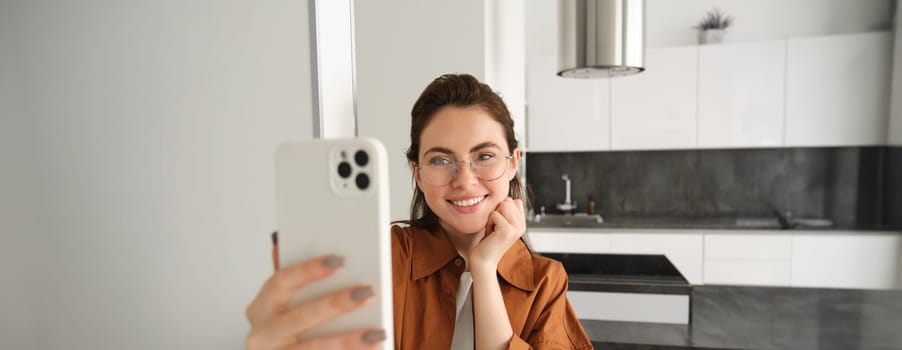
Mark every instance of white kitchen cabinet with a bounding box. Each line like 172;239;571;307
528;231;612;253
529;229;902;289
791;233;901;289
703;233;793;286
526;54;610;151
697;40;786;148
704;232;794;260
785;31;893;147
611;46;698;150
608;233;704;285
704;260;793;286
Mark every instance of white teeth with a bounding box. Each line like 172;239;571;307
451;196;486;207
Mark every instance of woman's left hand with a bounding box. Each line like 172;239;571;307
468;197;526;273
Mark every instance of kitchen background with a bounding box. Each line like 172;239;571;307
519;1;902;348
521;0;901;232
1;0;901;349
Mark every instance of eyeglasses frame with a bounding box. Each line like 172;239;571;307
415;154;515;186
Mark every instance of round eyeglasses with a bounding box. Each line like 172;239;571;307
416;154;514;186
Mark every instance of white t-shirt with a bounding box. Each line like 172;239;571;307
450;271;474;350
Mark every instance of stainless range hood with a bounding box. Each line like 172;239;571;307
558;0;645;78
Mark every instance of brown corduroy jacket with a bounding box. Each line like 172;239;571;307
391;225;593;350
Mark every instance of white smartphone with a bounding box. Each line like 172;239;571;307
275;138;393;346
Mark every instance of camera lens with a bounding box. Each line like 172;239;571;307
355;173;370;190
337;162;352;178
354;150;369;167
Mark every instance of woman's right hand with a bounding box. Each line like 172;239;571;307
245;254;386;350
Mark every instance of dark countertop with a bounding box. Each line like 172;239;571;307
581;285;902;350
527;215;900;232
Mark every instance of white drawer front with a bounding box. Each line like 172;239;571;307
528;232;611;254
791;234;901;289
609;233;703;285
567;291;690;324
705;233;793;260
704;259;792;286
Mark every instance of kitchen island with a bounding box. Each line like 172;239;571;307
582;285;902;350
529;219;902;348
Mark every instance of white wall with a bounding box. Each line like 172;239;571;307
356;1;531;220
355;1;487;220
484;1;527;147
3;0;316;348
355;1;526;220
0;4;41;349
890;2;902;146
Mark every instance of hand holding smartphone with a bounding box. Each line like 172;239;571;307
265;138;393;348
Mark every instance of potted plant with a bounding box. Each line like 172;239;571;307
694;8;733;44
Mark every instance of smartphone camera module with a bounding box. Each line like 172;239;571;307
330;145;375;197
355;173;370;190
354;150;369;167
337;161;352;178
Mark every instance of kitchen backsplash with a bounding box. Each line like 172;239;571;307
525;147;894;229
886;147;902;229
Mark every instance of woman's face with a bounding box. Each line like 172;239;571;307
413;105;520;235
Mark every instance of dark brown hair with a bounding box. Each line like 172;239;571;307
399;73;532;231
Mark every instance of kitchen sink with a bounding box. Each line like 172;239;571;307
734;217;834;229
530;214;604;227
733;217;781;229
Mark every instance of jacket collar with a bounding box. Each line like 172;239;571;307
409;226;536;292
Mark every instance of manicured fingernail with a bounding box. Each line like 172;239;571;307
351;285;374;301
322;255;344;268
361;329;386;344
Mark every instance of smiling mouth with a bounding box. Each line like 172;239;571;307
449;195;488;207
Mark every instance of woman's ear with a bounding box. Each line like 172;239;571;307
409;161;422;187
511;148;521;171
507;148;521;181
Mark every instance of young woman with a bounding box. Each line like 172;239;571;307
246;74;592;350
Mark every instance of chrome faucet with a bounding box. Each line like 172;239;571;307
556;174;577;212
773;210;797;230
